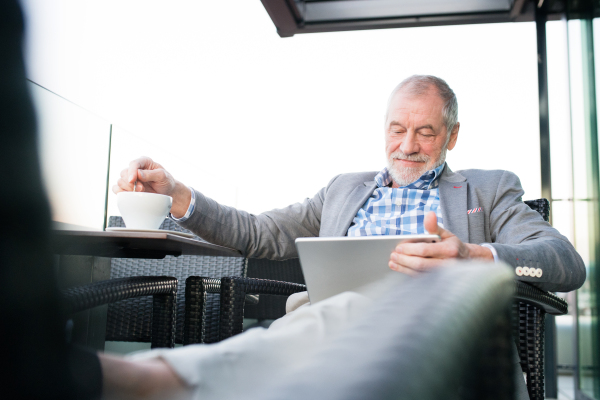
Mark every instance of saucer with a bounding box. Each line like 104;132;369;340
105;227;195;239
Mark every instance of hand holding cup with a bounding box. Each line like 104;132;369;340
113;156;192;219
113;156;176;196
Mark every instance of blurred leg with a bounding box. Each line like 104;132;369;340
129;291;372;400
100;353;189;400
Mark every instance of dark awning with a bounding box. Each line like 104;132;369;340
260;0;566;37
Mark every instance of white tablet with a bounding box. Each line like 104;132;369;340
295;234;440;303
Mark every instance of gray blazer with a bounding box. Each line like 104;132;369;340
180;165;586;292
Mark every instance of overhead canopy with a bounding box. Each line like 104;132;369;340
260;0;566;37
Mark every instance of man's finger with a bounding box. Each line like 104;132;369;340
136;168;166;183
396;242;444;258
424;211;453;239
112;184;125;194
390;252;444;272
388;260;419;276
128;156;155;183
116;177;134;192
397;239;463;259
424;211;440;235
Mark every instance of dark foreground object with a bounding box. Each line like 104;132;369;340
0;1;102;397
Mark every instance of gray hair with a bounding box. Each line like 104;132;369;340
386;75;458;137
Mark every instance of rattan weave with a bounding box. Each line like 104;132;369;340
183;276;306;344
62;276;178;348
245;258;305;319
220;277;306;341
106;217;246;344
515;280;568;315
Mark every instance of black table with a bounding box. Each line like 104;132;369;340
51;229;242;350
51;229;242;259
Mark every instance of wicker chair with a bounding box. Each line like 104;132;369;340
183;276;306;343
183;198;568;400
106;216;246;344
244;258;306;320
61;276;178;348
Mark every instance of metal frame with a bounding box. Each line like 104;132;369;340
261;0;566;37
537;3;554;210
102;124;112;231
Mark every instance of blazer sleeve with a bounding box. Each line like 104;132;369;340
176;181;335;260
487;171;586;292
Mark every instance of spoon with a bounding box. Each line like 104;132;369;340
133;180;137;192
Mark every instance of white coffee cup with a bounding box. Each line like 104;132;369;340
117;192;173;230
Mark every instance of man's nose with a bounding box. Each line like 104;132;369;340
400;132;419;155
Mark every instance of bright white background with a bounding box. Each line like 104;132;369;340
21;0;542;222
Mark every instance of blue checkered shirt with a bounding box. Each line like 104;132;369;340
347;163;445;236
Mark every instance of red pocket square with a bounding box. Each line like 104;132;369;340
467;207;482;214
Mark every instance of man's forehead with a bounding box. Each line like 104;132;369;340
392;86;442;106
389;96;442;117
388;86;442;113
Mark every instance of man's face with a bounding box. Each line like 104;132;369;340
384;87;458;187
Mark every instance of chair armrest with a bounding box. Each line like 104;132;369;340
220;277;307;340
62;276;178;313
514;281;568;315
183;276;306;345
221;277;306;296
62;276;178;348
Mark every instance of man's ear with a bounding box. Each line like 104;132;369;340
447;122;460;151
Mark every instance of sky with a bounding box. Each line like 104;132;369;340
21;0;551;227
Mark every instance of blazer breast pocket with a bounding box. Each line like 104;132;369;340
467;210;486;244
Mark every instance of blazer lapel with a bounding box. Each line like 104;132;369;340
333;181;377;236
439;166;469;243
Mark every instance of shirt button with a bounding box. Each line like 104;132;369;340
535;268;543;277
522;266;530;276
515;267;523;276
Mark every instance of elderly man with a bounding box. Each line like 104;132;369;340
115;75;584;292
105;75;585;399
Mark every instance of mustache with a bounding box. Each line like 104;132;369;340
389;151;430;163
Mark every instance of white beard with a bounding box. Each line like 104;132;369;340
387;148;447;187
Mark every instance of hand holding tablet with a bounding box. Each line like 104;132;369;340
295;233;441;303
389;212;495;276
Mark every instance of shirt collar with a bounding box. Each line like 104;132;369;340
375;162;445;190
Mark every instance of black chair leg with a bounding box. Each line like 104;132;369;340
524;305;545;400
183;276;207;345
219;277;246;341
151;292;177;349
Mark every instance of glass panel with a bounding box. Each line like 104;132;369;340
548;20;574;203
569;20;590;201
30;81;111;230
577;200;596;395
552;200;575;245
569;16;600;399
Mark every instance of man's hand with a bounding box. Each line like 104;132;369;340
112;156;192;218
388;211;493;276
